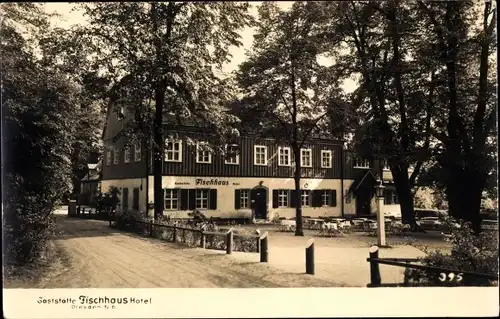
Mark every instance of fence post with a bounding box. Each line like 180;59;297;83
369;245;382;287
226;229;233;255
306;239;315;275
182;228;186;243
173;226;177;243
149;220;153;237
256;237;260;253
200;231;206;249
260;232;268;263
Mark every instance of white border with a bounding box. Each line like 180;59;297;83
3;288;499;318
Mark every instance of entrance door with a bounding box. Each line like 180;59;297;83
355;187;372;217
251;187;268;219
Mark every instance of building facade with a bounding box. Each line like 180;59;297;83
101;107;402;220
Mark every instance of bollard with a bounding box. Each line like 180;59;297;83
369;245;382;287
182;229;186;243
149;220;153;237
260;232;268;263
200;232;206;249
305;239;315;275
173;226;177;243
226;229;233;254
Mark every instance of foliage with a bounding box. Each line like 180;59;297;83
187;210;208;226
96;187;121;213
74;2;254;219
405;221;498;286
1;4;80;267
413;1;497;231
235;2;352;236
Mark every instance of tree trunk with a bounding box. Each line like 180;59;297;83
391;166;421;231
448;169;484;234
153;82;166;220
292;144;304;236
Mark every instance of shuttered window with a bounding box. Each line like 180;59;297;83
384;189;399;205
132;188;139;210
311;190;337;207
122;188;129;210
301;190;311;207
235;189;250;209
164;189;179;210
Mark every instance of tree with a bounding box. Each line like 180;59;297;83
316;1;445;230
76;2;254;219
235;2;348;236
1;3;79;266
416;0;497;232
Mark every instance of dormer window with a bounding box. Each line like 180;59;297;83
254;145;268;166
113;148;119;165
278;147;291;166
225;144;239;165
134;141;141;162
196;142;212;164
165;139;182;162
300;148;312;167
354;158;370;168
124;146;131;164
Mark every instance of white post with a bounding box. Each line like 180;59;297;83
376;196;386;246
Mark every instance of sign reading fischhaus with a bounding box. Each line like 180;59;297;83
195;178;230;186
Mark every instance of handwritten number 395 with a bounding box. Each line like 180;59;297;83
439;272;463;282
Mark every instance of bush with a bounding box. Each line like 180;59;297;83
405;221;498;286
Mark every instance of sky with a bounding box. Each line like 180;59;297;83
43;2;356;93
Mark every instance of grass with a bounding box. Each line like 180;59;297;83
3;241;70;289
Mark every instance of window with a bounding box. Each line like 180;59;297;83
134;141;141;162
164;189;179;210
354;158;370;168
132;188;140;210
122;188;129;210
278;147;291;166
124;147;131;163
301;190;311;207
384;189;399;205
254;145;268;166
196;189;209;209
321;150;332;168
106;150;111;166
321;190;330;206
196;142;212;164
113;148;119;165
301;148;312;167
383;159;390;170
225;144;239;165
165;139;182;162
240;189;249;208
278;190;289;208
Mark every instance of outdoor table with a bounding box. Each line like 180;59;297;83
307;218;324;230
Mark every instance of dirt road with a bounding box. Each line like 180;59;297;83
33;217;340;288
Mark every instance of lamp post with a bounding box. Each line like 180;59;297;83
375;179;386;247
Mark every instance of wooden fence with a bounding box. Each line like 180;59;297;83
111;219;268;255
367;245;498;287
